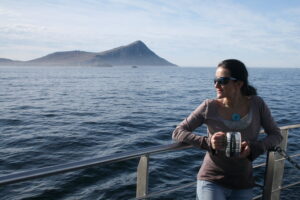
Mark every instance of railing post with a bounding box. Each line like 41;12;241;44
271;129;288;199
136;154;149;199
262;151;275;200
262;129;289;200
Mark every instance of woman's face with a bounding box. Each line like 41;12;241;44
214;67;241;99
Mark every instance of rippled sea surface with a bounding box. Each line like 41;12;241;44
0;66;299;200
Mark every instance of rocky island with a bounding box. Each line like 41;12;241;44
0;41;177;67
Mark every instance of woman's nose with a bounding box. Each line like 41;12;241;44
214;82;221;88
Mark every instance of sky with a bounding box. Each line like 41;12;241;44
0;0;300;67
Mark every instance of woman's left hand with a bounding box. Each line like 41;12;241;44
239;141;251;158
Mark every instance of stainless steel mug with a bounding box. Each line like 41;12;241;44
225;132;241;157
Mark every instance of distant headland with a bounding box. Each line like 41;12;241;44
0;41;177;67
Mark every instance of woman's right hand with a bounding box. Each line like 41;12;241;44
211;132;226;150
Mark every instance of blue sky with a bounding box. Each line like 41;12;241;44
1;0;300;67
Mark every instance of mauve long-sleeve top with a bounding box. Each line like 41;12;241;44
172;95;283;189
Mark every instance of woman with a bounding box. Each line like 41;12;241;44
172;59;283;200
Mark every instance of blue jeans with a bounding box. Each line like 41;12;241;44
196;180;253;200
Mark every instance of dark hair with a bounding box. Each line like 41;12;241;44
218;59;257;96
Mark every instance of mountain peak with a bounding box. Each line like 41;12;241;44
92;40;176;66
118;40;150;53
130;40;146;46
0;41;177;67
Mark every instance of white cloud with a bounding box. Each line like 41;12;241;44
0;7;20;17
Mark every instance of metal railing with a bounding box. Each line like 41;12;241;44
0;124;299;200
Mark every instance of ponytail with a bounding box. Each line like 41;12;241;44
242;84;257;96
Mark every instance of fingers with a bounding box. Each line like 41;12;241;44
211;132;226;150
241;141;248;148
239;141;251;158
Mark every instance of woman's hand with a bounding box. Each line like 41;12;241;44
239;141;251;158
211;132;226;150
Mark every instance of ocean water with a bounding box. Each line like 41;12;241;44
0;66;299;200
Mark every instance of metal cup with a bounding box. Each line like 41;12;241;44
225;132;241;157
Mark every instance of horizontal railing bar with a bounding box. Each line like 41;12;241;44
279;181;300;190
253;153;300;169
280;124;300;130
258;123;300;134
272;181;300;192
252;194;262;200
0;143;192;186
136;181;196;199
275;153;300;162
253;162;266;168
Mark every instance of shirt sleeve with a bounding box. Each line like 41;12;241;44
248;96;283;161
172;100;211;150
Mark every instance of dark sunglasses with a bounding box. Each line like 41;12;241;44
214;77;237;85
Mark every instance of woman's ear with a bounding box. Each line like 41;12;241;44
236;80;244;90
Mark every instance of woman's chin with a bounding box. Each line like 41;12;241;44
216;93;224;99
